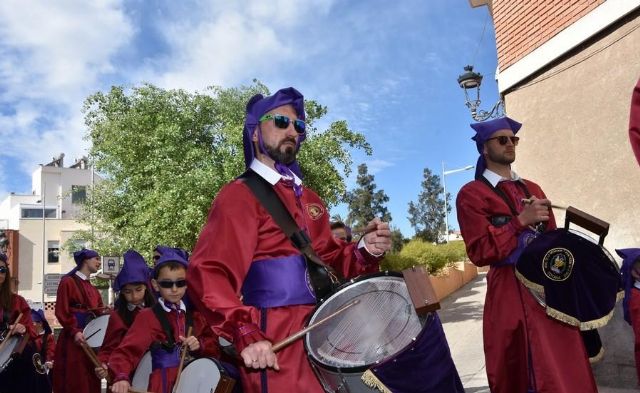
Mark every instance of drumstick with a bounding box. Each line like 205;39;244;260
0;312;23;354
349;223;378;235
172;326;193;393
80;341;150;393
272;299;360;353
521;198;568;210
84;328;102;343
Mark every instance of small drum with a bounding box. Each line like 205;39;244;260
516;228;622;329
131;351;152;390
83;314;110;350
174;357;237;393
0;336;21;373
304;272;463;393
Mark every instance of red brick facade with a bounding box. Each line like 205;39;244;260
493;0;605;71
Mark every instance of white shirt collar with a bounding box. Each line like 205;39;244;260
482;168;522;188
250;159;302;186
75;271;89;281
158;297;186;313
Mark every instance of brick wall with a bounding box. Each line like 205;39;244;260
494;0;605;71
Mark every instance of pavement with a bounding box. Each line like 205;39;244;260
439;272;639;393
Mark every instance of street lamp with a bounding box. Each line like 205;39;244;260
442;163;474;242
457;65;504;121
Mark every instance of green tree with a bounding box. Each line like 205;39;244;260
344;163;391;229
390;226;406;253
73;81;371;256
407;168;450;243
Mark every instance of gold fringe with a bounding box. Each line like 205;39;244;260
515;270;544;294
361;370;392;393
588;346;605;364
616;290;625;303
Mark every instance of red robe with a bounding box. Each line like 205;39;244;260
0;294;37;393
108;303;220;393
98;309;139;364
52;273;104;393
33;333;56;362
629;77;640;166
188;177;381;393
456;177;597;393
1;294;36;337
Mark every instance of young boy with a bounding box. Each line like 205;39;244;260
108;248;220;393
29;309;55;393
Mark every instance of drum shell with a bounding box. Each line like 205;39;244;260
131;351;152;391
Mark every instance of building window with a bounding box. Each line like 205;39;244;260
48;241;60;263
21;208;56;218
72;185;87;204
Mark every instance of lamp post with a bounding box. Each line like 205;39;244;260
457;65;504;121
41;181;46;306
442;163;474;242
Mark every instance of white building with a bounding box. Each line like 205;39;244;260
0;154;100;305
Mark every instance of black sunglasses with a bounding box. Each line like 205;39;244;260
259;114;306;134
487;136;519;146
157;279;187;289
0;266;7;274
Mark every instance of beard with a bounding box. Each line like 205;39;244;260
264;138;297;164
486;148;515;165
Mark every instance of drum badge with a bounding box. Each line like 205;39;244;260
542;247;574;281
306;203;324;220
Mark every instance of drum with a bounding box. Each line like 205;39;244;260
83;314;110;350
516;228;623;330
0;336;21;372
304;272;463;393
131;351;152;390
174;357;237;393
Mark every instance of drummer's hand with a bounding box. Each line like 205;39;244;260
179;335;200;352
362;218;392;256
632;261;640;280
45;361;53;370
95;363;109;379
240;340;280;371
9;323;26;335
518;197;551;227
111;380;130;393
73;331;86;345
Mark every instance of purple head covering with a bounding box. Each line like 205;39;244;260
112;249;152;292
31;309;52;334
154;245;189;262
470;116;522;179
243;87;306;178
154;247;188;275
73;248;100;266
616;248;640;324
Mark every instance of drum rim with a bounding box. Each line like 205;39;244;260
0;336;20;370
304;271;419;373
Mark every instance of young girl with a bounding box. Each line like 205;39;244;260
28;308;55;393
0;253;36;392
95;249;155;380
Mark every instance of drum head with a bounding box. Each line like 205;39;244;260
0;336;20;371
175;358;222;393
516;228;622;329
131;351;152;390
83;314;110;349
305;273;423;371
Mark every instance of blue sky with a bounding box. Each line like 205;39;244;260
0;0;501;237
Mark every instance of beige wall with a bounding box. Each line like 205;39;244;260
504;13;640;253
17;218;88;303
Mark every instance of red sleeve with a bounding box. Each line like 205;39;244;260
46;334;56;361
98;312;127;364
108;309;158;383
192;311;221;359
456;180;556;267
54;277;82;336
630;78;640;166
12;295;36;339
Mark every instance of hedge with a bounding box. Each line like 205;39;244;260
381;239;469;275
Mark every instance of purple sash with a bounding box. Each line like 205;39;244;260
150;346;180;370
73;312;91;329
493;229;538;267
241;255;316;308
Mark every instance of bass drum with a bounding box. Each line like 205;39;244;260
0;336;21;373
82;314;110;350
131;351;152;391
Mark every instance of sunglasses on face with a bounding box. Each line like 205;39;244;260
487;136;520;146
0;266;7;274
259;114;306;134
156;279;187;289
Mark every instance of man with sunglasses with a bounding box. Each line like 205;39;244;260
456;117;597;393
189;87;391;393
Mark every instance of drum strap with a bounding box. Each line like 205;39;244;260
151;303;193;351
478;175;531;216
70;275;91;310
240;169;343;301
